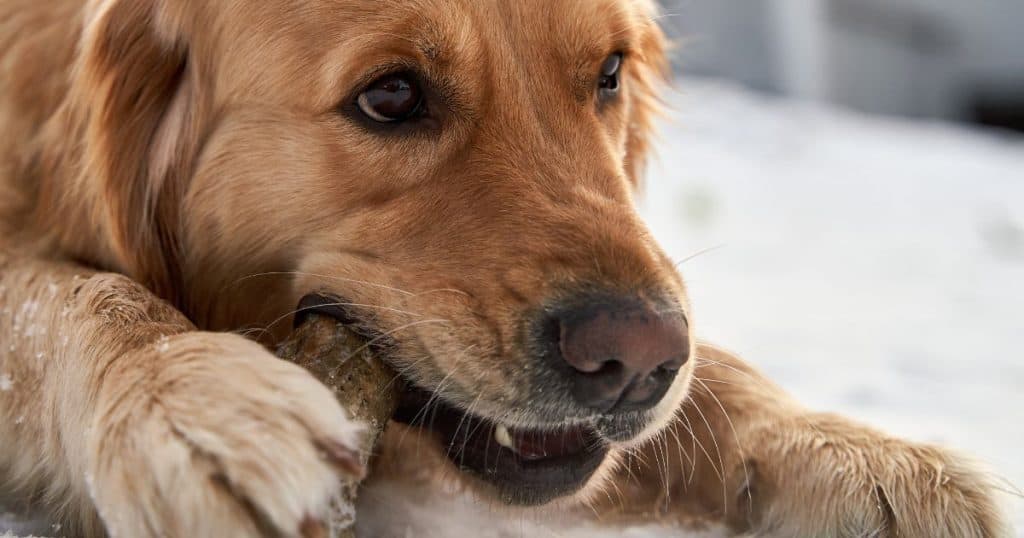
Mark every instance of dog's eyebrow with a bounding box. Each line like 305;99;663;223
410;22;472;69
417;42;441;62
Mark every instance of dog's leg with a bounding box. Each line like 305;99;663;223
0;255;364;537
605;344;1008;537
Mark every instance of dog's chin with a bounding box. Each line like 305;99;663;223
391;385;669;506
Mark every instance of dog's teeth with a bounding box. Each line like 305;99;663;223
494;424;514;450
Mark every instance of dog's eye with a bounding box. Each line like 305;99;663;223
597;53;623;100
356;73;424;123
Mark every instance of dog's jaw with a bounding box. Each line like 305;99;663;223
387;363;696;506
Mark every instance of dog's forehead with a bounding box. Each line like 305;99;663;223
311;0;647;63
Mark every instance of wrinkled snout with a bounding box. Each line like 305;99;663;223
543;294;690;414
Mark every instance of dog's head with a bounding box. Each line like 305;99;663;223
49;0;689;505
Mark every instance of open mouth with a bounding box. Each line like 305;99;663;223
393;385;610;505
297;293;611;505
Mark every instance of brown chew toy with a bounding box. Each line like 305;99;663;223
276;314;400;538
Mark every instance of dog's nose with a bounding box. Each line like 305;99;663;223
555;296;689;413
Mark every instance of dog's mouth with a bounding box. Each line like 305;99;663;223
392;385;610;505
295;294;611;505
296;291;614;502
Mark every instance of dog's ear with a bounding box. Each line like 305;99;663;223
624;1;670;189
65;0;199;299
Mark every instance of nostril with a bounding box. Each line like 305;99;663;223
557;317;609;375
569;360;629;412
557;318;604;374
616;369;676;411
592;359;624;379
659;352;690;373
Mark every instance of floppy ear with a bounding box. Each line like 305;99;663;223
60;0;199;299
624;1;670;189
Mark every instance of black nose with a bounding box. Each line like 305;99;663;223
551;295;689;413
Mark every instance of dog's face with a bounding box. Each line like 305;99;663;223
64;0;690;506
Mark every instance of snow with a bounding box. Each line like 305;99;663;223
639;78;1024;530
2;77;1022;535
359;77;1024;537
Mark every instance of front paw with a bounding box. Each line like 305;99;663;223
734;414;1008;538
86;334;365;538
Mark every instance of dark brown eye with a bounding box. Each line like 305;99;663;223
598;53;623;99
356;73;423;123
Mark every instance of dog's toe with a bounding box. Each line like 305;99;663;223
85;334;364;537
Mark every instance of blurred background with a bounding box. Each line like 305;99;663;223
659;0;1024;130
647;0;1024;530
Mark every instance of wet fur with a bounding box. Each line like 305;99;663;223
0;0;1010;536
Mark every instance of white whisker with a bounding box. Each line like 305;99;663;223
695;376;751;513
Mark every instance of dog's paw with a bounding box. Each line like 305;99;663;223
732;413;1009;538
85;333;364;538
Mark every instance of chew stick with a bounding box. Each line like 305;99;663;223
276;315;399;538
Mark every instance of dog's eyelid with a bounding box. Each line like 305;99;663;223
601;53;622;76
349;63;420;98
596;51;625;103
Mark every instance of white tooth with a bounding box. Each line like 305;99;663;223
494;424;514;450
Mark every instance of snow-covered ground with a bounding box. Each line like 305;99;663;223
3;77;1022;536
641;78;1024;532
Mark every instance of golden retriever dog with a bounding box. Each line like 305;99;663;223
0;0;1009;536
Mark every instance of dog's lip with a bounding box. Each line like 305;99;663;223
393;384;605;460
295;293;361;328
393;384;610;504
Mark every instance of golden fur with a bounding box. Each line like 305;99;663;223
0;0;1009;536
